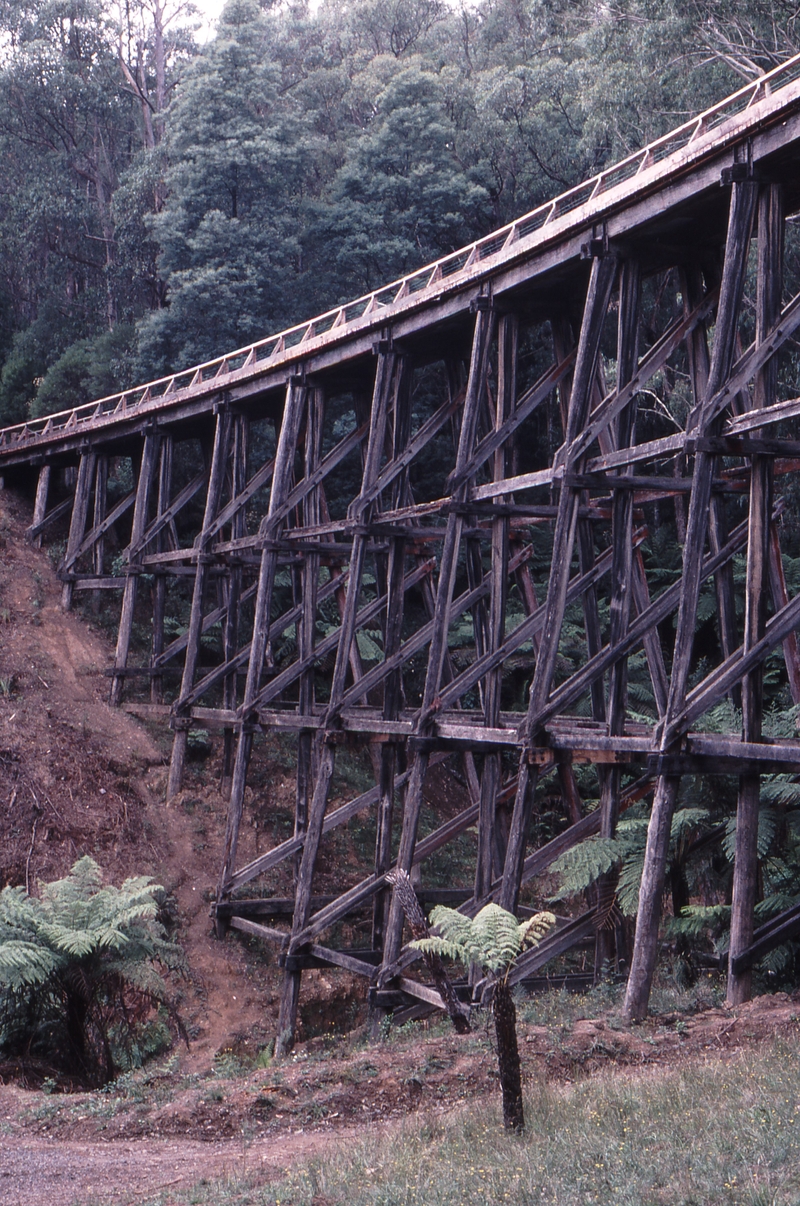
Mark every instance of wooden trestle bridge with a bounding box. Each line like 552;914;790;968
6;57;800;1041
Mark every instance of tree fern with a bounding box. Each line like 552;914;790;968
760;775;800;809
550;837;621;901
551;807;713;919
0;857;186;1087
667;904;731;947
721;808;778;863
411;902;554;1133
416;903;555;981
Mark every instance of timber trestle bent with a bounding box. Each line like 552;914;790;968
7;57;800;1038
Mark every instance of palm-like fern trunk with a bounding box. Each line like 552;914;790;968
493;978;524;1132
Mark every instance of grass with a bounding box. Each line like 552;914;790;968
518;968;728;1029
135;1032;800;1206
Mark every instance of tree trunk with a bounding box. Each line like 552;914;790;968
386;869;470;1034
492;978;524;1133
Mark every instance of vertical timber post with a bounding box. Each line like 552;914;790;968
295;389;324;862
476;313;516;902
378;302;495;981
728;182;783;1005
500;251;619;913
60;450;96;611
110;432;161;706
221;414;249;793
597;258;641;969
168;403;234;798
624;177;758;1021
277;352;396;1055
151;435;174;705
372;358;411;955
217;379;308;907
91;455;108;613
31;464;51;548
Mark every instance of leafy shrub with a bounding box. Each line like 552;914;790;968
0;856;186;1087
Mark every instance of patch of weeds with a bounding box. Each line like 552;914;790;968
648;967;727;1015
187;729;212;760
46;543;65;570
520;986;582;1027
420;1054;452;1075
255;1043;274;1069
341;1060;379;1084
213;1049;253;1079
520;980;631;1029
28;1097;66;1123
0;674;17;696
251;1091;279;1114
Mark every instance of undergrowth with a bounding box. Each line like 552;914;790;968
139;1033;800;1206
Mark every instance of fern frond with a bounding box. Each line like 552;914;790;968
518;912;556;949
472;904;524;974
670;808;710;843
617;853;645;917
761;776;800;809
410;937;472;966
722;808;778;863
35;923;95;958
666;904;730;943
0;941;60;988
427;906;475;950
759;942;795;975
416;903;554;978
550;836;621;900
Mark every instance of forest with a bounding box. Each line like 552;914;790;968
1;0;799;429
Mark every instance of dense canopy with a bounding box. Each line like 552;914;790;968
0;0;796;425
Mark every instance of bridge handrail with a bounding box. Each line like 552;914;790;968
3;53;800;451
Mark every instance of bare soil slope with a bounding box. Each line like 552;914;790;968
0;488;286;1068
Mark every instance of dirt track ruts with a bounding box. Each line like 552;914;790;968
0;1128;349;1206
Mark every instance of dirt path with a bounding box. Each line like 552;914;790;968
0;1127;351;1206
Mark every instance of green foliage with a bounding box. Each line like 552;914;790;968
413;902;554;978
0;856;185;1087
551;805;715;917
1;0;778;407
721;808;778;863
549;836;621;894
664;772;800;981
31;326;136;418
